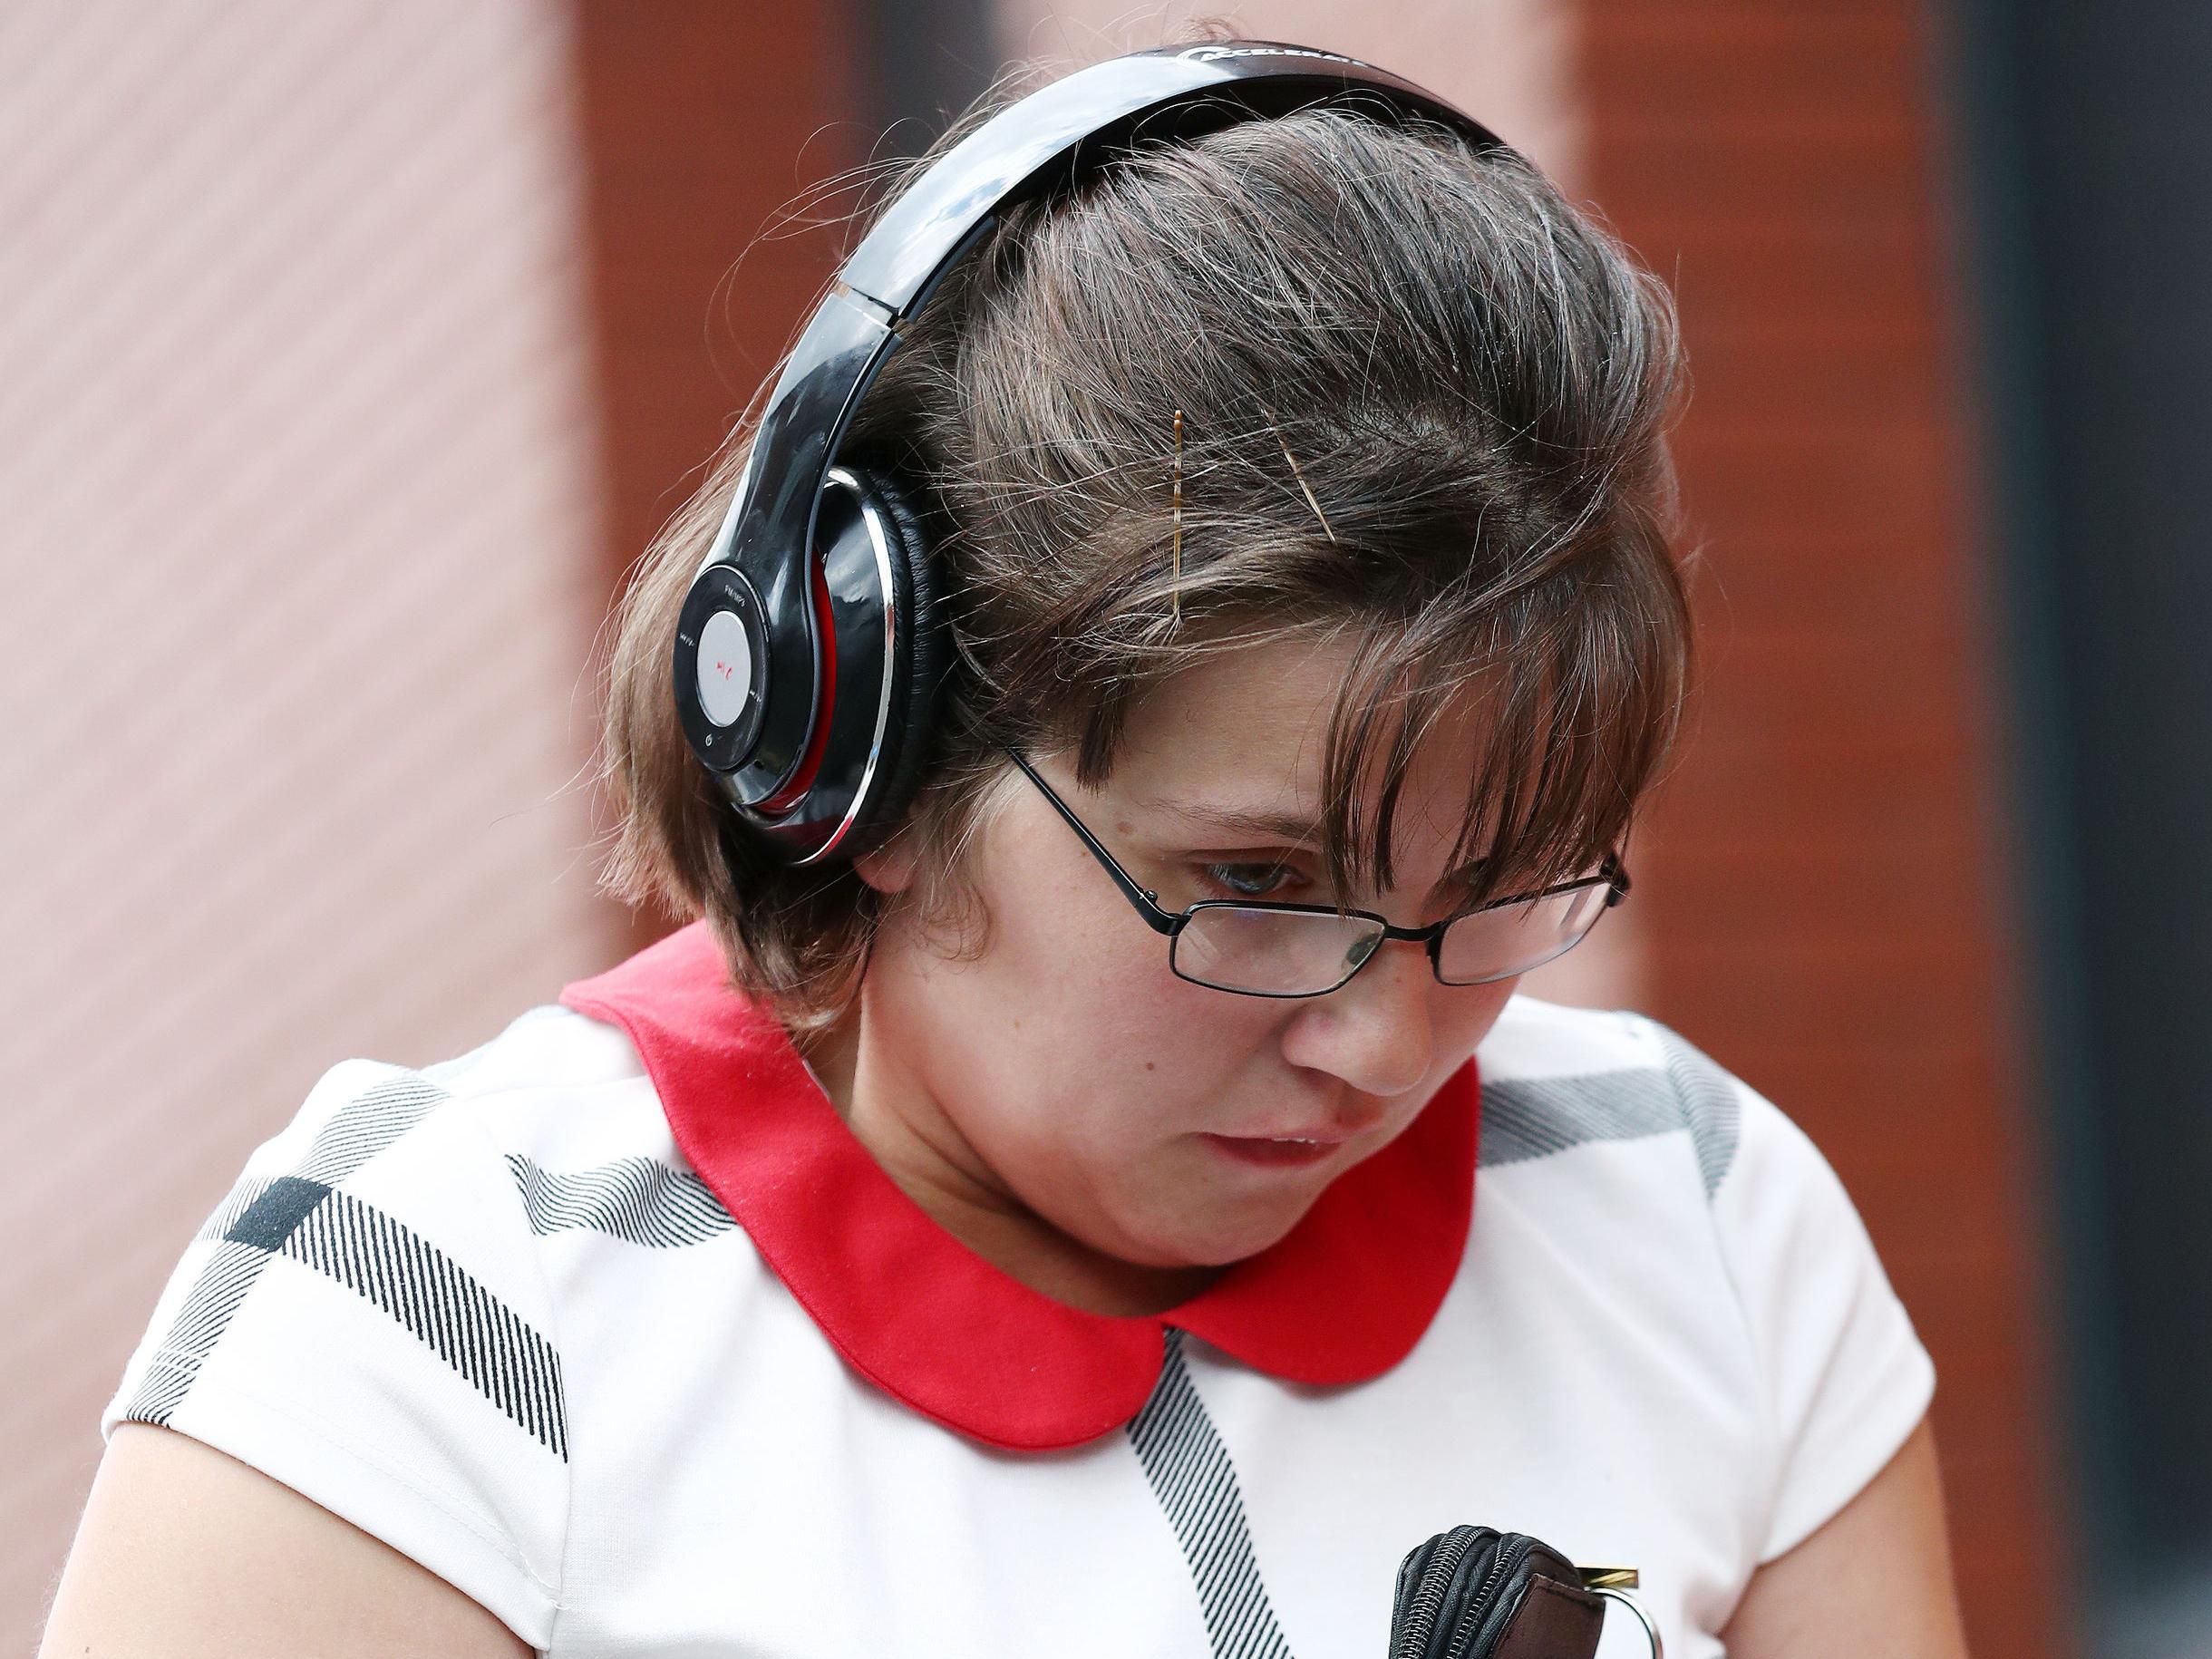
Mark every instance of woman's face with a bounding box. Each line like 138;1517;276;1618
857;631;1527;1276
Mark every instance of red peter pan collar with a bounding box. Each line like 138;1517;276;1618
558;920;1480;1451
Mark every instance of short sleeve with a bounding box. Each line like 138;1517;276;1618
101;1058;569;1651
1642;1023;1938;1564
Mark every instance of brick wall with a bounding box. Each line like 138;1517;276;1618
1576;6;2067;1654
573;0;868;961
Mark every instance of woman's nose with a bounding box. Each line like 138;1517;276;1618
1276;936;1435;1097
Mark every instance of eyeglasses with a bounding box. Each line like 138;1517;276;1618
1005;749;1631;999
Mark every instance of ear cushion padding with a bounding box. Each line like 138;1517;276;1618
845;466;949;843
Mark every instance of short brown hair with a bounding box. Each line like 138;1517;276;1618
597;75;1695;1033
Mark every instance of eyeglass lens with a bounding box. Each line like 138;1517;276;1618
1433;879;1614;985
1170;878;1615;996
1174;907;1389;996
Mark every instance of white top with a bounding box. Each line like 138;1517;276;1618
103;922;1935;1659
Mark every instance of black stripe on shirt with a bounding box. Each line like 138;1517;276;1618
1477;1038;1742;1198
504;1152;735;1247
121;1072;568;1460
1129;1328;1296;1659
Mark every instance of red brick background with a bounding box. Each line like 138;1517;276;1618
1578;6;2067;1654
573;0;868;959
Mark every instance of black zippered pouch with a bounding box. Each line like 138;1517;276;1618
1391;1527;1613;1659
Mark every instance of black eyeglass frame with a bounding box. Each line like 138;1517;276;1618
1004;749;1631;999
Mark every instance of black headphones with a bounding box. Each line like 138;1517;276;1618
672;41;1503;865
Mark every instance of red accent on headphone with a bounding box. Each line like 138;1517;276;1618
755;556;839;817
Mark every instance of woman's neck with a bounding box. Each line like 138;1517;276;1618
794;1005;1225;1320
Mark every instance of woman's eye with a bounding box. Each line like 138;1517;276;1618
1201;861;1301;899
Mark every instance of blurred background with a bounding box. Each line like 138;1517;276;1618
3;2;2206;1654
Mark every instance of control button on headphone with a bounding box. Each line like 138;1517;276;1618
694;609;754;727
674;563;770;771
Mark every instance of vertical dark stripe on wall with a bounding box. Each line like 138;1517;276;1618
1945;2;2212;1654
852;0;996;160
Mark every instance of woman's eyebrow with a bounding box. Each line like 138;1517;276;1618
1136;795;1324;842
1138;795;1497;887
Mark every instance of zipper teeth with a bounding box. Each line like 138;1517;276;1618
1440;1534;1534;1659
1393;1528;1480;1659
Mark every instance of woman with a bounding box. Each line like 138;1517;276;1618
44;40;1970;1659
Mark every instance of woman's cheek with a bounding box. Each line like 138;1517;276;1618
1120;969;1276;1095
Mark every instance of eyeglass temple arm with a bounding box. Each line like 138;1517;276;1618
1003;749;1182;935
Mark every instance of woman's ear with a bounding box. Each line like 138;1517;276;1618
852;835;919;896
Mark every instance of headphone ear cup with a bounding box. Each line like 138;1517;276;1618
847;467;949;847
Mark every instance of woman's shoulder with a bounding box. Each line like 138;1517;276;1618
1475;993;1747;1199
1479;990;1722;1076
267;1002;752;1282
1470;993;1937;1565
280;998;699;1189
95;1008;645;1650
417;999;657;1129
211;1001;670;1179
99;1002;742;1652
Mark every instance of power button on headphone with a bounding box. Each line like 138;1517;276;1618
675;564;769;771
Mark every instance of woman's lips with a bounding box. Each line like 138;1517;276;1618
1200;1132;1346;1168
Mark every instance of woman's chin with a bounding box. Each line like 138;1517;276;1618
1127;1197;1316;1273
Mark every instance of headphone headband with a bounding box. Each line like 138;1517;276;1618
674;41;1504;860
841;43;1499;315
